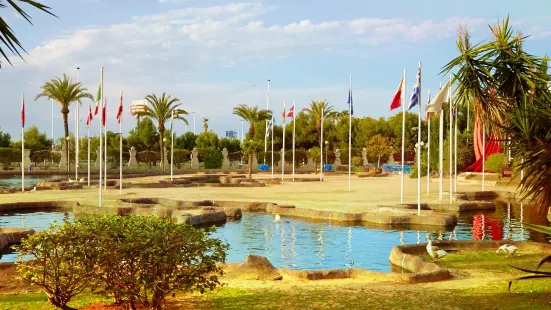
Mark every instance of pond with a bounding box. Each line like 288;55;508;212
0;176;46;190
0;202;548;272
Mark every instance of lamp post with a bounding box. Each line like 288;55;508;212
162;137;167;171
325;141;329;166
192;112;196;135
66;136;71;173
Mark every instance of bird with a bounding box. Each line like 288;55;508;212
273;214;281;223
30;186;37;192
496;244;518;257
426;235;448;262
68;177;74;183
80;178;85;182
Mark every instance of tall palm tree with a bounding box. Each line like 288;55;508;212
0;0;56;67
303;100;337;139
35;74;93;171
135;93;188;170
232;104;272;139
203;118;209;133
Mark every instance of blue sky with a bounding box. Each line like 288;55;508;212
1;0;550;139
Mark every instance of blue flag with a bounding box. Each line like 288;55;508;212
265;119;272;137
348;88;353;116
408;66;421;110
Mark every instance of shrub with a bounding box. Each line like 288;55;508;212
0;148;21;170
485;153;506;173
136;151;160;167
172;149;191;168
198;148;223;169
351;156;363;166
228;151;242;162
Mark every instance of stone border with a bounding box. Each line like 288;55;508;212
0;228;35;255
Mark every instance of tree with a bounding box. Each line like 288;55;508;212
232;104;272;140
35;74;93;171
303;100;337;141
195;131;219;149
0;129;10;147
218;137;241;152
241;140;261;179
202;118;209;133
0;0;55;67
126;117;159;151
135;93;188;170
21;126;51;151
175;132;197;150
366;134;392;167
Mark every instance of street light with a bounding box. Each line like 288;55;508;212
325;141;329;166
66;136;71;172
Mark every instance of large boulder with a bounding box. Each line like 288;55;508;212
226;255;282;280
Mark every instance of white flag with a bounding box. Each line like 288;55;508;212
426;80;450;113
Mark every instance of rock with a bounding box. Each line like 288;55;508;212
229;255;281;280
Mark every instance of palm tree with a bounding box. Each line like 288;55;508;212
203;118;209;133
135;93;188;170
35;74;93;171
232;104;272;139
0;0;56;67
303;100;337;139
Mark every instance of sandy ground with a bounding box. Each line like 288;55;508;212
0;174;517;213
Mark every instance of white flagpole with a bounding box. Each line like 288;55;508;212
51;98;54;150
400;69;406;204
282;99;286;183
271;115;274;179
87;107;90;187
99;67;103;207
76;68;80;181
292;101;296;182
74;108;77;177
104;97;107;191
348;74;352;192
320;108;324;182
170;109;174;182
265;80;270;163
427;89;431;196
417;62;422;216
120;90;123;195
454;103;458;193
448;75;453;203
439;82;444;200
466;102;470;131
21;94;24;192
482;123;486;191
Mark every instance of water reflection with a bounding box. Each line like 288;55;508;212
0;176;45;189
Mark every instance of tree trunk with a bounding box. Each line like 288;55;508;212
159;128;164;171
48;294;76;310
248;153;252;179
377;156;381;168
63;111;70;171
248;124;255;140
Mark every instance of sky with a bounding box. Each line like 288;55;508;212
0;0;550;140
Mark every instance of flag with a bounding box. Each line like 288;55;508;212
86;106;92;127
425;90;431;122
265;120;272;137
101;101;106;127
408;66;421;110
21;94;25;128
390;77;404;111
286;105;295;118
347;86;354;116
116;91;123;124
426;80;450;113
94;84;101;116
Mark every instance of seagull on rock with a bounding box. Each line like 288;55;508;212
496;244;518;257
426;235;448;262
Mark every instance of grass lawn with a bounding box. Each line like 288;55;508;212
2;249;551;310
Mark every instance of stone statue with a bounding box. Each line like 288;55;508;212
221;148;230;169
128;146;138;167
60;144;68;168
23;149;31;169
334;148;342;169
362;147;368;166
252;152;259;172
191;147;200;169
163;146;169;168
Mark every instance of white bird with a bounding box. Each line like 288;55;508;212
273;214;281;223
30;186;37;192
80;178;85;182
68;177;74;183
496;244;518;257
426;235;448;262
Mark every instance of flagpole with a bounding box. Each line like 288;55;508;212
448;75;453;204
482;123;485;191
21;94;25;192
439;82;443;200
292;101;296;182
427;89;431;196
417;62;422;216
51;99;54;151
400;69;406;204
282;99;286;183
87;106;90;187
76;67;80;182
271;115;274;179
170;109;174;182
454;103;458;193
265;80;270;163
99;67;103;207
120;91;123;195
320;109;324;182
348;74;352;192
104;97;107;192
466;102;470;131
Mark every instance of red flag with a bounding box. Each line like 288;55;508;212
102;101;106;127
425;111;430;122
86;106;92;127
390;77;404;111
286;105;295;118
21;94;25;128
116;90;123;124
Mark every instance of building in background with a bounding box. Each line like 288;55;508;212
225;130;238;139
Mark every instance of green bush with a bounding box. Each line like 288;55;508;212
136;150;160;167
172;149;191;167
15;215;228;310
485;153;506;173
198;148;223;169
351;156;363;166
0;148;21;170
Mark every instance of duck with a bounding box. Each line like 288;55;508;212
273;214;281;223
496;244;518;257
30;186;37;192
426;235;448;262
68;177;74;183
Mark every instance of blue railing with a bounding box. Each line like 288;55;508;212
259;164;269;171
323;164;333;171
382;164;411;174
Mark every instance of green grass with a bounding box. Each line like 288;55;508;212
0;292;111;310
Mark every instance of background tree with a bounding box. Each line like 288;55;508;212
35;74;93;171
366;134;392;167
195;131;219;149
0;0;55;67
218;138;241;152
126;117;159;151
233;104;272;140
20;126;51;151
303;100;337;141
241;140;261;179
0;129;10;147
135;93;188;170
175;132;197;150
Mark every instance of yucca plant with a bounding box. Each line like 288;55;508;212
508;223;551;291
0;0;56;67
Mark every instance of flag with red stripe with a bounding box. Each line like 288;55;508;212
390;77;404;111
21;94;25;128
102;100;106;127
286;104;295;118
116;90;123;124
86;106;92;127
94;84;101;116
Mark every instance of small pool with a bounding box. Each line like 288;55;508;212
0;176;45;190
1;202;547;271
